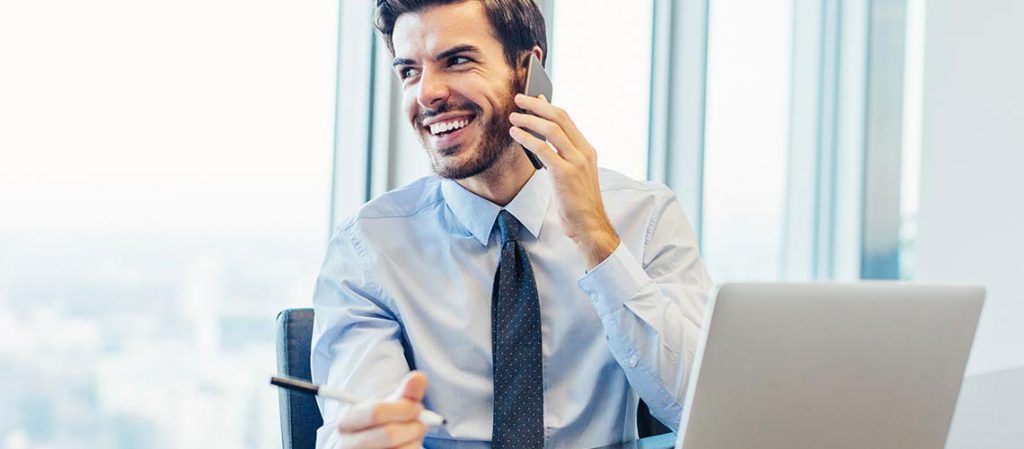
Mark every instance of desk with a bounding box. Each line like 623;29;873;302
592;433;674;449
946;366;1024;449
592;366;1024;449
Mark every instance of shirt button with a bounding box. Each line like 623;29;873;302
628;356;638;368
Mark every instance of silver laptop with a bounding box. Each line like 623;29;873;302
676;283;984;449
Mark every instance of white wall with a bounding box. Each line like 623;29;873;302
916;0;1024;375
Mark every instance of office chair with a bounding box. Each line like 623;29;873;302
275;308;671;449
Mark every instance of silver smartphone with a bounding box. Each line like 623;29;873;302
521;53;552;169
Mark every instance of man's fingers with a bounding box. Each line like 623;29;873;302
337;400;424;432
394;371;428;402
394;439;426;449
338;372;429;433
338;421;427;449
509;126;567;171
514;94;590;148
509;112;583;164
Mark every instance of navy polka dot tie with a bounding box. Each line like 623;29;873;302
491;210;545;449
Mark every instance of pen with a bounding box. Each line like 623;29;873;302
270;376;447;427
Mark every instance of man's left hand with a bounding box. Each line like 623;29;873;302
509;93;620;270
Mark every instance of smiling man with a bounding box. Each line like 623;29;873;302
310;1;712;448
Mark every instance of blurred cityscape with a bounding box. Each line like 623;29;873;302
0;231;325;449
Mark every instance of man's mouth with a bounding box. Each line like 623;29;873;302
425;114;476;136
423;114;478;148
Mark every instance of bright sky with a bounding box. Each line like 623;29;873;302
0;0;336;235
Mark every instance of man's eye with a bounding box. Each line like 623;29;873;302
449;56;471;66
400;67;420;79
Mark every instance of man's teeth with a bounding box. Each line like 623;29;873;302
429;118;471;135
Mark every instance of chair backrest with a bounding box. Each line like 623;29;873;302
276;308;322;449
275;308;670;449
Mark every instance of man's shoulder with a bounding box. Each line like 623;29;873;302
338;174;445;232
597;167;674;198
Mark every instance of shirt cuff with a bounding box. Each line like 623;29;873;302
576;243;653;317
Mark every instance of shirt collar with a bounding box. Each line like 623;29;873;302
440;169;553;246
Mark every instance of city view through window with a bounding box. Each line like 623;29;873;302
0;1;337;448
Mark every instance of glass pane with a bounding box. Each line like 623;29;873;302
702;0;793;281
550;0;654;181
0;1;336;448
899;0;925;279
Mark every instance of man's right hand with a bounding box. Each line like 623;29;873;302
336;371;430;449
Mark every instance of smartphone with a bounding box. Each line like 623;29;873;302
521;53;553;169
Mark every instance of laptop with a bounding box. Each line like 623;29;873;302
674;283;984;449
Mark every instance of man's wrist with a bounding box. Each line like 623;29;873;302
574;223;621;270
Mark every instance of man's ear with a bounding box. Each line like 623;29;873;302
530;46;544;67
517;46;545;70
514;46;545;86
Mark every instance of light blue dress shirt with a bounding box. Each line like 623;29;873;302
311;168;712;449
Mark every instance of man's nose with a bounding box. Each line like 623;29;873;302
416;69;450;110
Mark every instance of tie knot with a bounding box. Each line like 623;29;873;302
496;210;521;244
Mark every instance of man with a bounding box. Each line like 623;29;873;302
310;0;711;448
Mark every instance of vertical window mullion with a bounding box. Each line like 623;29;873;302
329;1;376;231
648;0;710;244
860;0;908;280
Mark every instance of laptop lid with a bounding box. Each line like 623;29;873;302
676;283;984;449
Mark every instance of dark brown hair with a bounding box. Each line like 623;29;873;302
375;0;548;69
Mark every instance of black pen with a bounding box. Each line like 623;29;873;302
270;376;446;426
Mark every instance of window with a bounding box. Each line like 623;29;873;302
549;0;655;181
701;0;793;281
0;1;337;448
700;0;906;283
898;0;925;279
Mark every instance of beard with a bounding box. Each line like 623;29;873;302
416;76;523;180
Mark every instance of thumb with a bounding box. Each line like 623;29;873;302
389;370;428;403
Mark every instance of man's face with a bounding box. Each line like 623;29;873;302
391;1;523;179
